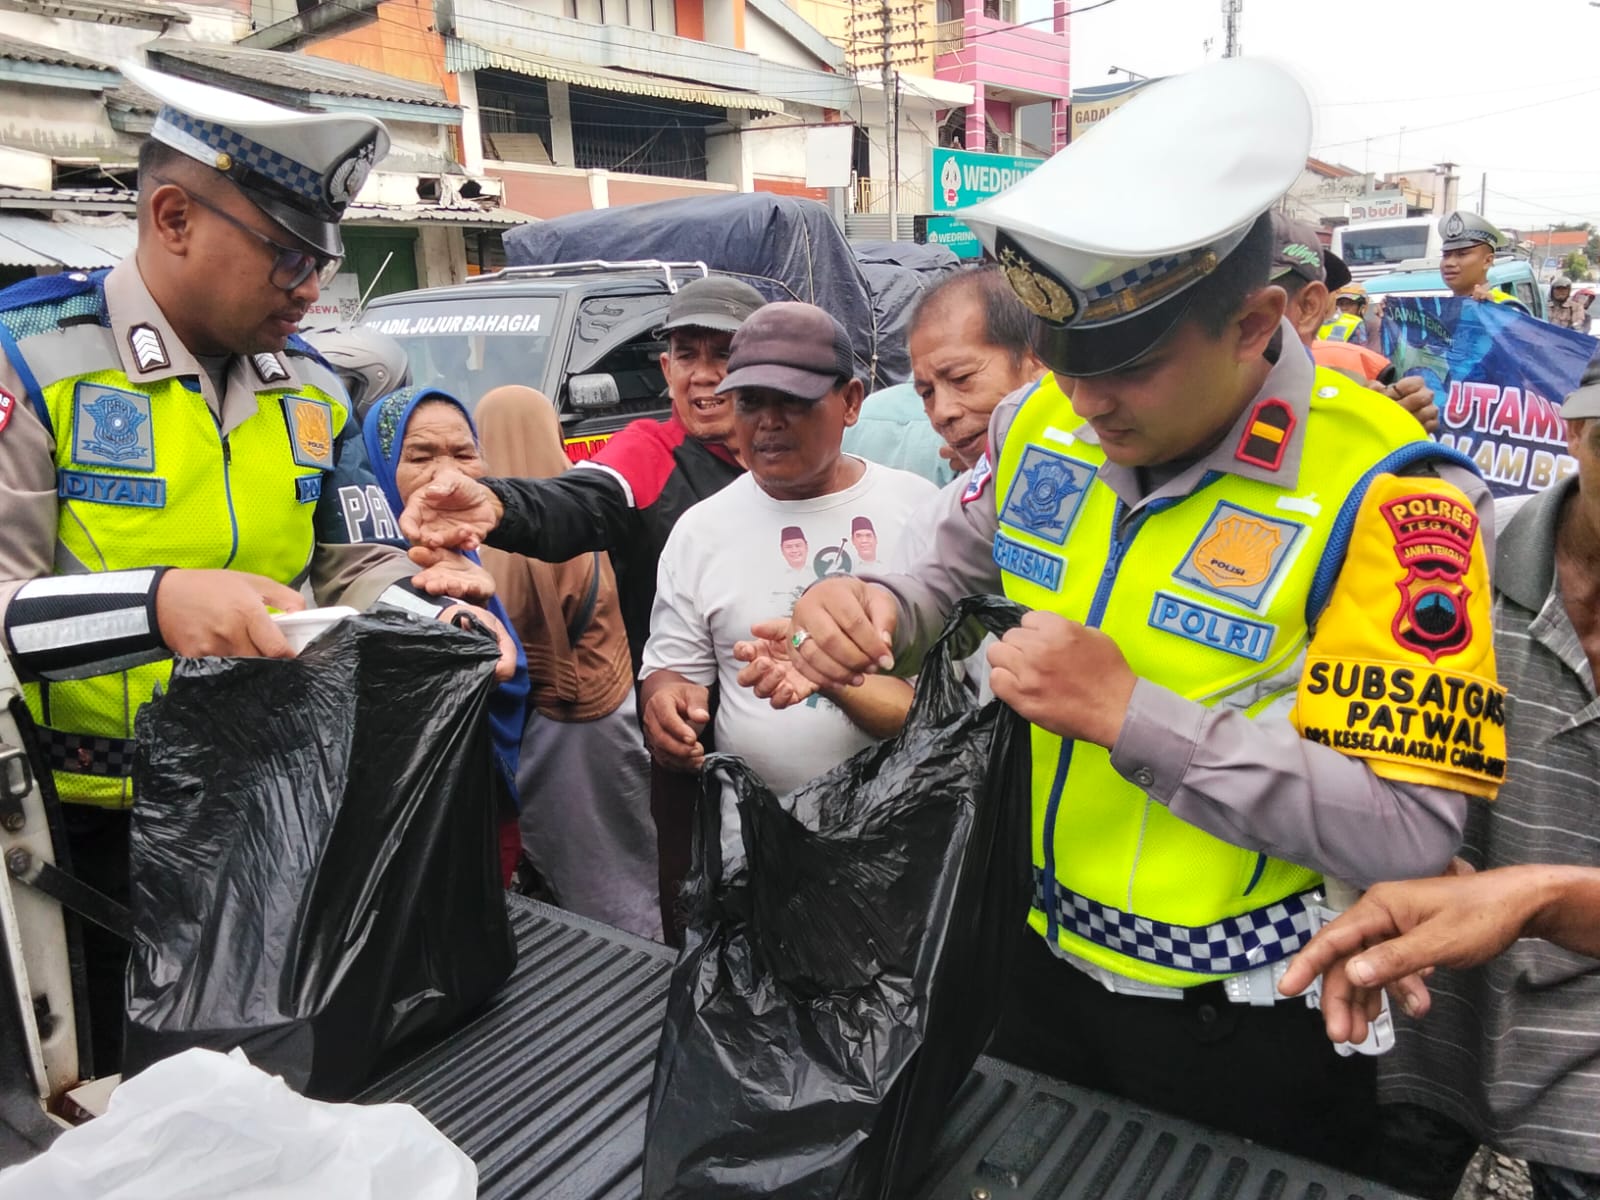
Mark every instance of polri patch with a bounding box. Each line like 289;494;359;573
0;386;14;436
998;445;1095;545
993;531;1064;591
295;474;322;504
58;469;166;508
1235;397;1296;471
72;382;154;472
1148;591;1275;663
1172;500;1304;610
282;396;336;469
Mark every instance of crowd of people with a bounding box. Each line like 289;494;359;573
0;52;1595;1200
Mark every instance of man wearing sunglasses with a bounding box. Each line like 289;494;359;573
0;62;516;1072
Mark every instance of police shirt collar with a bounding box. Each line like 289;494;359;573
1086;318;1310;499
105;259;302;395
1204;320;1312;490
106;259;195;385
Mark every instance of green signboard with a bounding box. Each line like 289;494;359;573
921;216;983;259
931;147;1044;213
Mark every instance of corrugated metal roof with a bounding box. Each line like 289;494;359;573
0;33;115;73
363;900;1405;1200
146;38;457;110
0;215;134;268
445;37;787;115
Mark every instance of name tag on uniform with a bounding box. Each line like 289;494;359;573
993;532;1064;591
72;383;155;472
1148;591;1275;662
282;396;335;470
58;468;167;508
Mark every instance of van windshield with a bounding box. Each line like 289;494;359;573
1340;225;1430;267
362;296;561;410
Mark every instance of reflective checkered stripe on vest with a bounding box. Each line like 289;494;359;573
2;286;342;808
992;368;1426;988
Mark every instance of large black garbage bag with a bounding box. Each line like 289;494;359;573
643;596;1033;1199
124;610;516;1100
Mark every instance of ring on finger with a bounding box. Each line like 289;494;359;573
791;628;811;651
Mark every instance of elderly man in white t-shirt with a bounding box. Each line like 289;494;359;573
640;302;936;794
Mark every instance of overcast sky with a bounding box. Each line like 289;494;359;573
1057;0;1600;232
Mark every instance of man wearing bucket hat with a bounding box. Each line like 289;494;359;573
786;58;1502;1174
0;62;514;1071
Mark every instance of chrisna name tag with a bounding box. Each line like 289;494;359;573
992;532;1063;591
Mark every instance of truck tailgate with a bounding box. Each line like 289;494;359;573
361;896;1402;1200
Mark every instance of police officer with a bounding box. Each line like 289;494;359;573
1438;209;1531;312
1547;275;1589;331
0;64;514;1071
785;59;1502;1176
1318;282;1368;343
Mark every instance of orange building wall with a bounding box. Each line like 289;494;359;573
489;169;596;220
304;0;460;103
754;176;826;202
675;0;704;40
608;176;737;208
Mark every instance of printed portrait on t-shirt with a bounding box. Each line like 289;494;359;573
851;516;878;563
779;525;809;571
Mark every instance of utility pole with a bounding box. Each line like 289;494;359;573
1478;172;1487;216
881;0;899;240
1222;0;1241;58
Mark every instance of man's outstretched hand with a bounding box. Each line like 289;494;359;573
400;469;504;552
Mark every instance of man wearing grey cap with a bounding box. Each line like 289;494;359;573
1438;210;1531;313
639;302;932;803
786;59;1502;1174
0;63;515;1071
1369;357;1600;1200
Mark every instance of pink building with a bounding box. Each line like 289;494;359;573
932;0;1071;155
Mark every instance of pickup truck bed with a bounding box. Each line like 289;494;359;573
363;896;1403;1200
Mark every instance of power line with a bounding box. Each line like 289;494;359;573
1314;85;1600;151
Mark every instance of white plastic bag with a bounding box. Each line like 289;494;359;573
0;1048;477;1199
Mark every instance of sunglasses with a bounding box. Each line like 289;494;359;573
155;177;342;291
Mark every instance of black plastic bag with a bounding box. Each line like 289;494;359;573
643;596;1033;1199
124;610;516;1099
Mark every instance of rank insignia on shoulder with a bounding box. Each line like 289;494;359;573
1235;397;1296;471
998;445;1095;544
283;396;336;469
1173;500;1304;610
253;353;291;385
72;382;155;472
127;324;169;373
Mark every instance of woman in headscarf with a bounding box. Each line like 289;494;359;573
474;385;661;941
363;386;530;886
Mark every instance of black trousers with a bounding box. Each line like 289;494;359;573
60;805;131;1077
987;930;1381;1178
